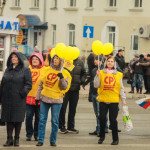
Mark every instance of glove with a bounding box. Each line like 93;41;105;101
57;73;64;79
35;100;40;105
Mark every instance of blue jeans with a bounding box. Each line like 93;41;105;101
132;74;143;89
38;101;62;143
26;104;40;138
92;95;100;133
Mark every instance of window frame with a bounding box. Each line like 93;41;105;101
134;0;142;7
107;26;116;47
51;25;56;46
87;0;93;7
69;0;76;7
52;0;57;8
12;0;20;7
32;0;39;8
130;34;139;51
68;24;75;45
108;0;116;7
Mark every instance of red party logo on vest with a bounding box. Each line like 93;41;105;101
45;73;58;88
31;71;40;84
104;76;116;90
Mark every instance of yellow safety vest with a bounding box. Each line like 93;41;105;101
97;70;123;103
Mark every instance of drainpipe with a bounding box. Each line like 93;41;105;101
42;0;46;50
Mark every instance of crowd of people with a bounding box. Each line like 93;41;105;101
0;46;149;147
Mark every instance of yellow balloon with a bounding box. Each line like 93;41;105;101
55;43;66;59
63;46;74;60
92;40;103;55
102;43;113;55
50;48;56;58
72;47;80;60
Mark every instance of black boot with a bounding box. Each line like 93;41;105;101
140;88;142;94
14;136;19;146
98;137;105;144
129;87;134;93
3;136;13;147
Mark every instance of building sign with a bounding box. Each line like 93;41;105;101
0;17;20;35
17;14;28;28
16;29;23;44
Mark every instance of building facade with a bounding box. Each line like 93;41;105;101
0;0;150;66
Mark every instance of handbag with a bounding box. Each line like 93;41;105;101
122;106;133;131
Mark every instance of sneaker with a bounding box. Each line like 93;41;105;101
60;127;68;134
36;142;43;146
67;128;79;134
50;142;56;146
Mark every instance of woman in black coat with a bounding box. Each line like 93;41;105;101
0;52;32;147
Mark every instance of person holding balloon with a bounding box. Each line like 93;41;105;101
35;51;72;146
94;55;126;145
59;45;87;134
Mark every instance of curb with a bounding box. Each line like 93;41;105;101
79;93;149;99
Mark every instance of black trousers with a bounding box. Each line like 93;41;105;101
6;122;22;137
143;75;148;91
99;102;119;141
145;75;150;92
59;90;79;129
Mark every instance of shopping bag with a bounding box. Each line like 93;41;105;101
122;106;133;131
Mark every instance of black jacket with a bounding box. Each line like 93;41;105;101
87;53;96;76
0;52;32;122
115;53;125;71
69;58;86;91
132;59;144;75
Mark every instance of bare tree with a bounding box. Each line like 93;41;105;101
0;0;6;16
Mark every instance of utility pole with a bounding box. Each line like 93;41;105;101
0;0;6;16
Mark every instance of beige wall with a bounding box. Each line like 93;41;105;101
82;16;150;62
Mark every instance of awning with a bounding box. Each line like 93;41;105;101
17;14;48;29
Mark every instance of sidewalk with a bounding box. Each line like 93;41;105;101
79;79;149;99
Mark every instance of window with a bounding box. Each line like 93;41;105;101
68;24;75;45
52;25;56;45
134;0;142;7
87;0;93;7
12;0;20;7
69;0;76;7
52;0;57;8
130;35;139;50
109;0;116;7
108;26;116;47
32;0;39;8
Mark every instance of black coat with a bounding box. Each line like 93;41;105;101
0;52;32;122
115;53;125;71
69;58;86;91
